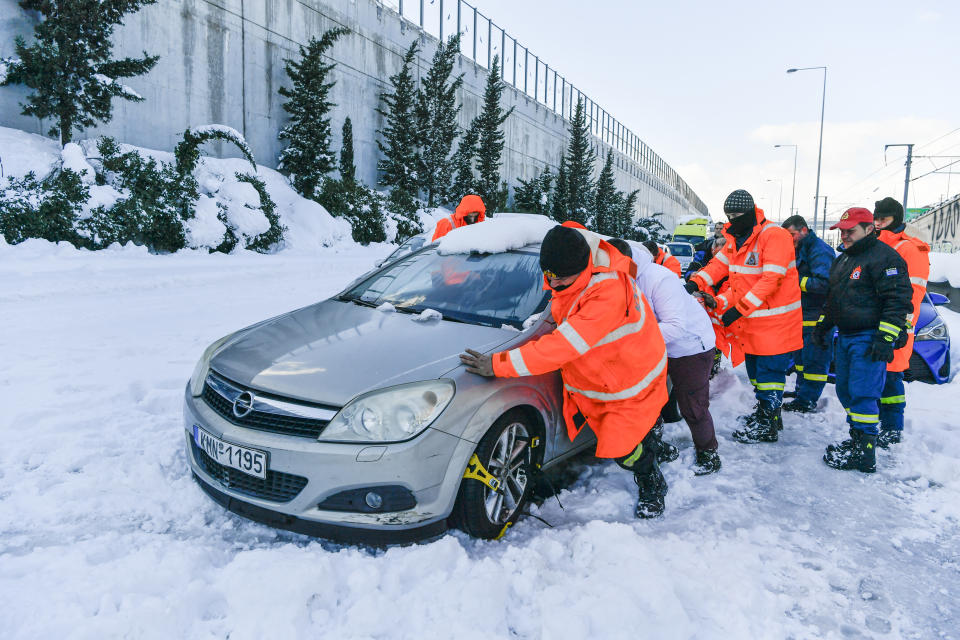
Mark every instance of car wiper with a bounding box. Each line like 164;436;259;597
337;295;381;309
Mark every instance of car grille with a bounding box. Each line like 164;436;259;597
201;372;336;439
191;439;307;503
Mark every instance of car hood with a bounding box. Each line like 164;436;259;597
209;300;516;406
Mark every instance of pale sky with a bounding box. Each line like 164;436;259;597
467;0;959;224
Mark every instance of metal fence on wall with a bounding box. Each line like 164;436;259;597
378;0;708;215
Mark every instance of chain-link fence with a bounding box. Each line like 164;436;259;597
378;0;708;215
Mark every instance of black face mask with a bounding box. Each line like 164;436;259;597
727;210;757;237
551;282;573;292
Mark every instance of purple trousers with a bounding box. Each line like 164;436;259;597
668;349;718;451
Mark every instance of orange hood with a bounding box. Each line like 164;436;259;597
454;194;487;224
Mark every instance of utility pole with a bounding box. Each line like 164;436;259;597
884;143;915;213
822;196;828;236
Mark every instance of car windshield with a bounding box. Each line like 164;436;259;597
668;243;694;257
339;247;549;329
672;235;702;245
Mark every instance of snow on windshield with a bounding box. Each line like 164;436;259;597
437;213;556;255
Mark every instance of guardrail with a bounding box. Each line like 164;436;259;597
378;0;708;215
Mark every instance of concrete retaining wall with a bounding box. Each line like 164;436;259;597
0;0;703;228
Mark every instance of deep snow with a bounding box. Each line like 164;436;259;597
1;240;959;640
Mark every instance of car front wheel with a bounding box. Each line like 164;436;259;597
449;410;536;539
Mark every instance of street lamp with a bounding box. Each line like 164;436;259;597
787;66;827;231
774;144;798;216
765;178;783;221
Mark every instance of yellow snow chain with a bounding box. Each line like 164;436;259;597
496;521;513;540
463;454;500;492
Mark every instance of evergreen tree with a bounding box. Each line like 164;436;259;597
612;189;639;238
416;34;463;207
593;150;617;234
339;117;356;186
562;98;596;225
449;121;479;200
514;166;553;216
473;55;514;213
551;157;569;221
1;0;159;145
277;27;349;200
377;41;423;241
628;211;669;243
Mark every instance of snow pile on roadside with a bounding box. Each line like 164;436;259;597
930;252;960;287
0;126;61;179
438;213;555;254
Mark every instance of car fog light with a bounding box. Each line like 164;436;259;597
365;492;384;510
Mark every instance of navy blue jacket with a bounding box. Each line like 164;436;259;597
795;231;835;321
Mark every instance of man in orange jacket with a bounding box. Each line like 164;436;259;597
459;225;671;518
874;197;930;447
431;194;486;241
685;189;803;443
643;240;683;278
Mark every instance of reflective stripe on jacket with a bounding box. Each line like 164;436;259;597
691;209;803;356
655;248;683;278
879;227;930;372
492;230;668;458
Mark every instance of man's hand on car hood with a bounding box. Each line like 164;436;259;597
460;348;495;377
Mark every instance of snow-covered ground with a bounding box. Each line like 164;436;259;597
2;241;959;640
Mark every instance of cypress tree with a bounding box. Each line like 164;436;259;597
613;189;639;238
339;117;356;186
377;40;422;241
416;34;463;207
277;27;349;200
1;0;159;145
449;121;479;201
473;55;513;213
514;166;553;216
563;98;596;226
593;150;617;234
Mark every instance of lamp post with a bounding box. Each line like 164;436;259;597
765;178;783;222
774;144;798;216
787;66;827;231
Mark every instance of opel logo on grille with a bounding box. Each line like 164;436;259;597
232;391;255;418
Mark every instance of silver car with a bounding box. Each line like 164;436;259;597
184;238;597;542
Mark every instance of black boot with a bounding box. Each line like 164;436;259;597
693;449;721;475
710;350;722;379
732;406;780;443
736;402;762;428
825;428;857;454
629;434;667;518
652;421;679;464
877;429;902;449
782;398;817;413
824;430;877;473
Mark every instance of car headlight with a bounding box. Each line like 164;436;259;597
321;380;455;442
189;333;238;396
916;316;949;341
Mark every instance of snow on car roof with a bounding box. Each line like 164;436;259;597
436;213;556;255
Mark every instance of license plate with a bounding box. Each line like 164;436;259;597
193;425;268;479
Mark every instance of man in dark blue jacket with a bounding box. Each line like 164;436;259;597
781;215;836;412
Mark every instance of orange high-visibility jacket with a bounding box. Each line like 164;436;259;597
492;230;668;458
879;228;930;372
703;280;745;367
655;248;683;278
431;194;487;241
690;209;803;356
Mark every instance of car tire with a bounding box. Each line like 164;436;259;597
449;409;538;539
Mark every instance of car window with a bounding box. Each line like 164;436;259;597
380;234;429;265
341;248;549;329
672;234;703;245
668;243;694;256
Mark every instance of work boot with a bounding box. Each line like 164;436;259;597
692;449;721;476
736;403;762;428
782;398;817;414
634;463;668;518
652;421;679;464
877;429;902;449
732;406;781;443
824;430;876;473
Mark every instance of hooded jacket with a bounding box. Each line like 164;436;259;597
878;225;930;372
431;194;487;241
690;208;803;356
492;229;668;458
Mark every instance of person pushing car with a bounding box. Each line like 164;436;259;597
459;225;671;518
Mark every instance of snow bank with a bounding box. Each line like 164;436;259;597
60;143;96;184
438;213;556;254
0;126;61;180
930;252;960;287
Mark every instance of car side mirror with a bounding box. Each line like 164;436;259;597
929;292;950;306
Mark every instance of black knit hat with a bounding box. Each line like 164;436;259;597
723;189;755;215
540;225;590;278
874;197;904;228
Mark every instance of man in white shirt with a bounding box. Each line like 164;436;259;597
609;239;721;475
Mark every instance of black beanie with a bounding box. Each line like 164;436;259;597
723;189;755;215
874;197;904;228
540;225;590;278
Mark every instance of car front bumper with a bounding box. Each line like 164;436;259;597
183;387;475;542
